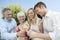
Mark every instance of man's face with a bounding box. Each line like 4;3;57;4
35;5;46;17
3;10;12;20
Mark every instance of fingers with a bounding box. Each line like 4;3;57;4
26;31;30;36
17;31;25;37
26;30;37;38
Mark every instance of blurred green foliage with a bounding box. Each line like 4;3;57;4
7;4;27;25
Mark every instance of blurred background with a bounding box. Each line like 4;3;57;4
0;0;60;11
0;0;60;24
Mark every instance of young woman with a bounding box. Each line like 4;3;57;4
27;8;44;40
14;11;29;40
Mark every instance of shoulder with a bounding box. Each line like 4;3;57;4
12;18;17;23
0;21;7;28
12;18;16;21
47;10;60;23
47;10;60;19
49;10;60;16
37;17;42;22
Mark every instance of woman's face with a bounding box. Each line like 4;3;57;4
18;16;25;23
28;10;35;19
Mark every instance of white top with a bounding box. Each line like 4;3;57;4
30;18;44;40
30;18;41;32
42;10;60;40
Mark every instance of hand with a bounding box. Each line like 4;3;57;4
27;31;51;40
17;31;25;37
27;30;38;38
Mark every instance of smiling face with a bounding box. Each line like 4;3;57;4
28;9;35;20
18;16;25;23
3;10;12;20
34;5;46;17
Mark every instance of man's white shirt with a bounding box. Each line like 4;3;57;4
42;10;60;40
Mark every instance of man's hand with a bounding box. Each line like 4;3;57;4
27;30;51;40
27;30;38;38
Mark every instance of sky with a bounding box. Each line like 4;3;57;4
0;0;60;18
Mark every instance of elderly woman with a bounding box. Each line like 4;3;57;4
27;8;44;40
14;11;29;40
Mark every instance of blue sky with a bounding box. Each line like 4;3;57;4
0;0;60;18
0;0;60;11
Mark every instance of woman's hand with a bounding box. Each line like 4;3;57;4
17;30;25;37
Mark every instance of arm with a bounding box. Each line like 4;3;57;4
1;24;17;40
38;21;44;33
37;32;51;40
48;15;60;40
14;27;18;32
27;30;51;40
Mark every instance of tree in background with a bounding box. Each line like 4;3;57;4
8;4;26;25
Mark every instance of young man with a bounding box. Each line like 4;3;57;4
1;8;25;40
27;2;60;40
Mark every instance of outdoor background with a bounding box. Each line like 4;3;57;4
0;0;60;24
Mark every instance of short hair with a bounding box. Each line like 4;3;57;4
34;2;47;10
17;11;25;19
2;8;12;14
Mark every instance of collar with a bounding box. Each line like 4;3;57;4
4;18;12;22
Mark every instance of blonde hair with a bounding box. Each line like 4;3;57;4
17;11;25;19
27;8;37;26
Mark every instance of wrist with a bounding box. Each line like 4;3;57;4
16;32;19;37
